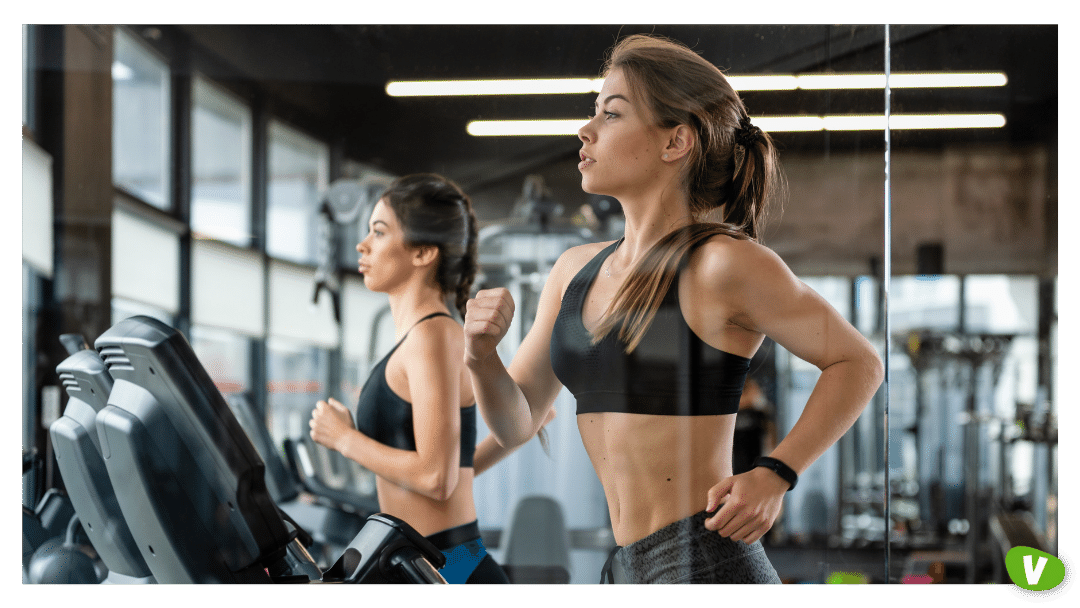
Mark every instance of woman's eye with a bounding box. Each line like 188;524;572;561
605;111;618;120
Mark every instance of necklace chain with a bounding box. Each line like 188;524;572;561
604;239;623;278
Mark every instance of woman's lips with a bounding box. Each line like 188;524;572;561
578;151;595;171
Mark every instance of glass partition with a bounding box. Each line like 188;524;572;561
886;24;1057;584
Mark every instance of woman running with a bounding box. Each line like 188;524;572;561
462;35;884;584
309;173;510;583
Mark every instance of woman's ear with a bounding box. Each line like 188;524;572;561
663;124;695;162
412;244;440;268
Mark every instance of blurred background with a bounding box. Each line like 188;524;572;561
21;24;1057;584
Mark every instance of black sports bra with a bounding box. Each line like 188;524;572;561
550;239;750;416
354;312;477;467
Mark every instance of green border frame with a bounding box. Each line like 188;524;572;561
8;4;1071;608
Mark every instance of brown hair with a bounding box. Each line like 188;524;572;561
591;34;784;352
380;173;478;319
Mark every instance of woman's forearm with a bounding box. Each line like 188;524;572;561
767;353;883;474
466;353;537;449
473;434;520;475
335;428;459;501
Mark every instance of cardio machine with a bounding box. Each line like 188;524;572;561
48;315;446;583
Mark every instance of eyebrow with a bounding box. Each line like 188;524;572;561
595;93;630;108
370;219;389;229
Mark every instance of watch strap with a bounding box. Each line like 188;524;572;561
753;456;798;491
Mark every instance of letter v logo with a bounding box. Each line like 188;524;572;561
1006;546;1066;591
1023;554;1047;585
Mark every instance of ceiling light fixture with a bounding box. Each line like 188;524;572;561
466;113;1007;136
388;72;1006;96
466;119;595;136
756;72;1008;90
387;78;604;97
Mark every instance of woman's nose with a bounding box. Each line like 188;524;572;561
577;123;593;143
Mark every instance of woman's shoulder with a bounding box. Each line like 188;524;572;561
688;232;779;267
401;313;465;360
548;239;618;284
684;233;792;290
560;239;617;265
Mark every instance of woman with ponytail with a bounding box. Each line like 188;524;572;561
308;173;512;583
465;35;884;583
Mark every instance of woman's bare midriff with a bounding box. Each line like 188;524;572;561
577;411;736;546
374;468;478;538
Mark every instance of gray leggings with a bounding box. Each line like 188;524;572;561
601;511;781;584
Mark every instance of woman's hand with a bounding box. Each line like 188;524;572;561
309;397;355;453
463;288;515;367
702;467;789;544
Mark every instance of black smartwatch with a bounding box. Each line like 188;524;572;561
752;456;798;491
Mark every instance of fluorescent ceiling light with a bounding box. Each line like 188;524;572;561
388;72;1006;96
387;78;604;97
887;73;1008;88
767;72;1009;90
467;114;1007;136
723;75;801;91
467;120;594;136
888;113;1007;129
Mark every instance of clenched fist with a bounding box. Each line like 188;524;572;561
463;288;516;366
309;397;355;453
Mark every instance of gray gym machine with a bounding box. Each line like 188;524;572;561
40;315;448;584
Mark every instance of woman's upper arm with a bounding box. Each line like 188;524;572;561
404;322;462;465
704;239;876;371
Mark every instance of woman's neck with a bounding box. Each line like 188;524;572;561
613;189;694;265
386;281;450;340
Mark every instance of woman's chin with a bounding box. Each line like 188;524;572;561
580;179;602;195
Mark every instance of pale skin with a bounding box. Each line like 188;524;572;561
464;68;884;547
474;408;556;475
308;199;545;536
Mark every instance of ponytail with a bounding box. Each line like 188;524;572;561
723;115;782;242
453;203;479;319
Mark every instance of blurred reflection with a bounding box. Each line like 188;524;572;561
888;24;1057;583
